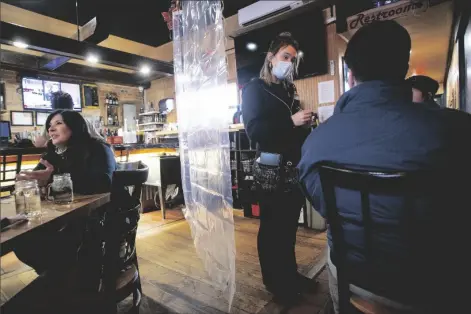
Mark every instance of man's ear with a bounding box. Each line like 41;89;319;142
348;71;355;89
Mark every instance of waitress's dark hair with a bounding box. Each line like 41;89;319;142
51;91;74;110
45;110;108;148
260;32;300;86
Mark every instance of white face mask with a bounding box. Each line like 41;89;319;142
272;61;293;80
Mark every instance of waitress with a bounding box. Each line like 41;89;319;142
242;32;314;306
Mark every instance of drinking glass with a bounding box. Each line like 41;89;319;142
47;174;74;204
22;180;42;218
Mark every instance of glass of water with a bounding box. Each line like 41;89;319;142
22;180;42;218
47;174;74;204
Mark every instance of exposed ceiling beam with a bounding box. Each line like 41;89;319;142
1;44;135;74
0;2;174;62
40;17;110;71
0;50;162;87
0;22;174;75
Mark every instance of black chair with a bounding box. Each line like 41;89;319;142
317;162;435;314
1;150;23;195
101;161;149;313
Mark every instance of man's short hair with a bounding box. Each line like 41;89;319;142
345;20;411;82
51;91;74;110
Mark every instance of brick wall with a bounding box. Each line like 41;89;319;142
0;69;143;133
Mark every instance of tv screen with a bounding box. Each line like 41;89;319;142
22;77;82;111
234;8;327;86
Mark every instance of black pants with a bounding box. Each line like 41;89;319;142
257;187;304;294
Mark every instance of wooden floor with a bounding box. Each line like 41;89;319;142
1;208;329;313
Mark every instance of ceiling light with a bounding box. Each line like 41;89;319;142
13;41;28;49
298;50;304;58
140;65;151;75
87;54;99;64
246;42;257;51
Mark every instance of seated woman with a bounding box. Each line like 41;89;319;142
25;109;115;194
15;110;116;275
34;91;104;148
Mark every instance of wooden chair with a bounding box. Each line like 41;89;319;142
317;162;433;314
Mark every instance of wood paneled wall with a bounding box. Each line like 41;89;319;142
294;23;347;112
144;77;177;123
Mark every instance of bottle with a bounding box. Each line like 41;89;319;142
108;113;113;126
114;113;119;126
140;106;144;114
105;93;109;104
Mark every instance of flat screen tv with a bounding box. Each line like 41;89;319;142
234;8;327;86
22;77;82;111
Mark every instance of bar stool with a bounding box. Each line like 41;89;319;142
317;162;434;314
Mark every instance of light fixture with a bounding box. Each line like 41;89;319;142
246;42;257;51
13;41;28;49
140;65;151;75
298;50;304;58
87;54;99;64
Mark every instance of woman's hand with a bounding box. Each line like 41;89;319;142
17;159;54;187
291;110;313;126
33;135;48;148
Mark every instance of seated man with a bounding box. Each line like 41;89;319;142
298;21;471;313
406;75;440;108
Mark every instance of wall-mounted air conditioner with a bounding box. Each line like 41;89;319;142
238;1;304;27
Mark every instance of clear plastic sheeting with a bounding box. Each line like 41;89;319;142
172;1;236;311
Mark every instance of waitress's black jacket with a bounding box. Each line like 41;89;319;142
242;78;310;165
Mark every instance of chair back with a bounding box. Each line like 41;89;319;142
0;151;22;193
317;162;437;313
113;161;149;199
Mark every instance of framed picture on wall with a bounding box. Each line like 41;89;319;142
11;111;34;126
35;111;49;126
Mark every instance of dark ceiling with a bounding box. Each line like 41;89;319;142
3;0;259;47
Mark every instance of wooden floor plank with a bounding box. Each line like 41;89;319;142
0;211;328;314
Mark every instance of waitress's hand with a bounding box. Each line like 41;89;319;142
291;110;313;126
16;159;54;187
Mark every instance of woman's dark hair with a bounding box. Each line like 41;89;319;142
45;110;107;147
268;32;300;55
51;91;74;110
260;32;300;85
345;20;411;82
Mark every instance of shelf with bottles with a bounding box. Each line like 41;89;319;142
105;103;120;127
105;92;120;106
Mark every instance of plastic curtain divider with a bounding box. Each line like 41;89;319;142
172;1;236;311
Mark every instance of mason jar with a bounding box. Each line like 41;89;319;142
48;173;74;204
14;180;27;215
22;180;42;218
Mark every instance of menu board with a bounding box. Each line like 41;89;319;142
22;77;82;111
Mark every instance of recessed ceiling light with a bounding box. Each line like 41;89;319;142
298;50;304;58
13;41;28;49
246;42;257;51
87;54;99;63
140;65;151;75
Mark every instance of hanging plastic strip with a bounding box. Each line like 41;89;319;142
172;1;236;311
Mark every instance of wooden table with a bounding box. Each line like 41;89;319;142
0;193;110;256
